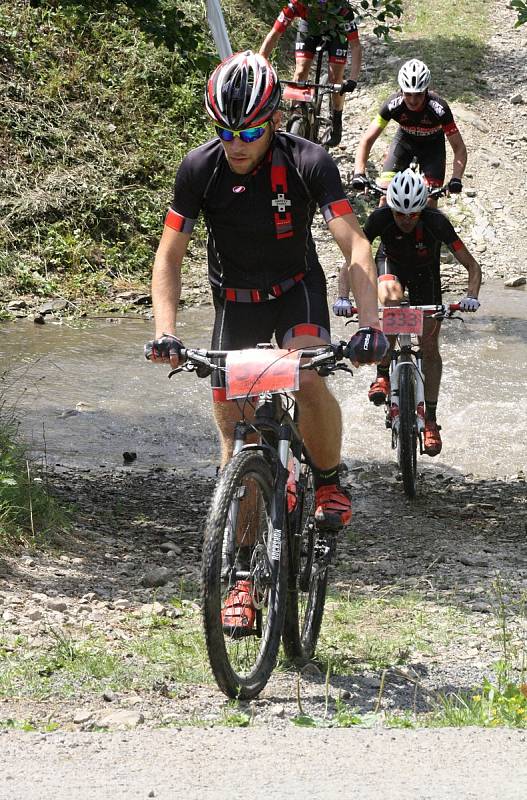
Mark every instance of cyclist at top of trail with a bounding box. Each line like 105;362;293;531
259;1;362;147
148;50;388;536
334;169;481;457
352;58;467;208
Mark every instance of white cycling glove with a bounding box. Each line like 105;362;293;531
458;296;480;312
332;297;354;317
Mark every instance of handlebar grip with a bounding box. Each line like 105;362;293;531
448;303;461;311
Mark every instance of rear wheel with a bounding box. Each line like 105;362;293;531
397;364;418;498
282;462;333;663
201;450;287;698
287;115;307;139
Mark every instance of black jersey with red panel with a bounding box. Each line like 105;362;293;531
273;1;359;41
363;206;463;270
377;90;459;141
167;133;353;296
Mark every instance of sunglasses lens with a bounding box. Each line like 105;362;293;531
239;125;267;143
215;126;235;142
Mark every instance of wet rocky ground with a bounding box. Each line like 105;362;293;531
0;459;525;730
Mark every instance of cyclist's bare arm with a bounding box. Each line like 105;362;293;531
447;130;467;180
259;27;282;59
328;214;379;329
447;242;482;298
151;226;189;360
354;120;385;174
349;37;362;82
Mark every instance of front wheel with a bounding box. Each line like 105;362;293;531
397;364;418;498
201;450;287;699
282;463;333;663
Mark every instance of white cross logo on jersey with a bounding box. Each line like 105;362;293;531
272;193;291;214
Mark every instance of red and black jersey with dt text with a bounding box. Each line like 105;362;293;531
273;1;359;41
363;206;463;269
375;90;459;141
167;133;354;298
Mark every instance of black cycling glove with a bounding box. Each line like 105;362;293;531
339;79;357;95
448;177;463;194
144;334;184;362
345;327;389;365
351;172;368;190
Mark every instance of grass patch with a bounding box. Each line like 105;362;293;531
314;590;475;674
0;602;212;701
0;410;67;549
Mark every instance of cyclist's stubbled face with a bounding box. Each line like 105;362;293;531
220;112;281;175
403;91;427;111
392;210;421;233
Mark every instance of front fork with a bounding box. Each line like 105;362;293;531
387;349;426;449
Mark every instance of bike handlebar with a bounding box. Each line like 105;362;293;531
144;342;349;376
355;178;450;200
343;303;461;316
282;79;353;95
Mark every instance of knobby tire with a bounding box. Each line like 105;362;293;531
398;364;418;498
201;450;287;699
282;463;330;663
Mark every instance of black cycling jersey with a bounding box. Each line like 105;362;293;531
273;1;359;42
364;206;464;305
167;133;354;297
376;90;459;142
364;206;462;268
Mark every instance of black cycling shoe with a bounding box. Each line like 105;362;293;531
326;118;342;147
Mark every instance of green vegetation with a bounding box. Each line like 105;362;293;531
0;0;273;310
0;410;65;547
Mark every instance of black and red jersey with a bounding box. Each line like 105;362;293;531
376;90;459;140
167;133;354;295
363;206;463;269
273;1;359;41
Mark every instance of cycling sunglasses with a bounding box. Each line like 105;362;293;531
215;121;269;143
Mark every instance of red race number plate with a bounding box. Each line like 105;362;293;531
382;307;424;335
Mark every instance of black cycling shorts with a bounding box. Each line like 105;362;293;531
295;33;348;65
210;270;331;398
376;245;442;305
382;129;446;188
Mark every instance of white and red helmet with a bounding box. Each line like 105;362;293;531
398;59;431;93
387;169;428;214
205;50;282;129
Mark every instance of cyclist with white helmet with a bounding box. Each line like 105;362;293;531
148;51;387;632
352;59;467;202
259;1;362;146
334;169;481;456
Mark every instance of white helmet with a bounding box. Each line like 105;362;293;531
398;59;430;93
387;169;428;214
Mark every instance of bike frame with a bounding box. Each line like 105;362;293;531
388;335;426;451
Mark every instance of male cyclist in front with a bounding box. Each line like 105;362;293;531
335;169;481;456
352;59;467;204
259;1;362;146
147;51;387;632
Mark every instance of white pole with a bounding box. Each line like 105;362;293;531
205;0;233;61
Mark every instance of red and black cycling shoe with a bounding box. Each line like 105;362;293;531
314;484;352;530
221;580;256;638
423;420;442;456
368;375;390;406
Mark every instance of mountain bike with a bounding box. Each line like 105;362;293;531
146;342;353;699
344;303;464;498
282;39;354;147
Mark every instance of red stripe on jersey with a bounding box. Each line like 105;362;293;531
443;121;459;137
272;165;288;191
225;289;236;301
347;29;359;41
165;209;185;231
452;239;463;251
330;198;353;218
